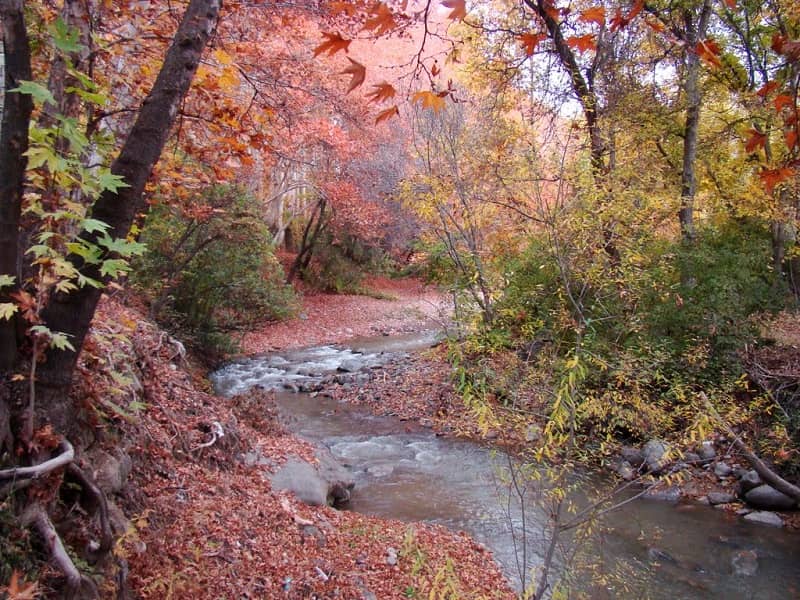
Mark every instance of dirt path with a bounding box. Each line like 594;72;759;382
242;276;450;353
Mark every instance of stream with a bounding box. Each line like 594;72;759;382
211;332;800;599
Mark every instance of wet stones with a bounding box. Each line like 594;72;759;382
744;485;796;511
743;511;784;527
731;550;758;577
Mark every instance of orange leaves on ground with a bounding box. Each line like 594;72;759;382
366;81;396;103
566;34;596;53
412;90;447;113
579;6;605;27
314;31;351;57
341;57;366;93
760;167;796;195
645;18;665;33
744;129;767;153
696;38;722;68
363;2;396;35
519;32;546;56
786;129;798;151
328;1;359;16
1;571;39;600
442;0;467;21
375;105;400;124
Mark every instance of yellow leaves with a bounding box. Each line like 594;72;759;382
441;0;467;22
412;90;447;113
363;2;396;35
696;38;722;69
375;105;400;124
314;31;351;57
579;6;605;27
212;48;233;66
519;32;546;57
341;57;366;93
218;65;240;90
366;81;396;103
566;34;596;54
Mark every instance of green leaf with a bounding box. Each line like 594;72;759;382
55;279;78;294
98;235;146;257
0;275;15;289
51;17;83;54
66;241;103;264
67;87;108;106
12;81;56;106
49;332;76;352
100;259;131;278
81;218;111;234
76;273;103;288
0;303;18;320
97;170;129;193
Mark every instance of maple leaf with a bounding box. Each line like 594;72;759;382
579;7;605;27
314;32;351;57
566;34;596;54
610;0;643;31
431;61;441;76
375;105;400;124
744;128;766;153
756;81;780;99
645;18;665;33
366;81;397;103
787;129;798;151
520;32;546;57
2;571;39;600
341;57;366;93
773;94;794;113
412;90;447;113
724;0;736;7
759;167;796;195
442;0;466;21
696;38;722;69
363;3;396;35
328;1;358;16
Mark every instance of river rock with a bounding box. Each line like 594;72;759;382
684;451;702;464
270;452;355;507
738;470;762;495
714;462;733;478
643;439;670;474
744;485;796;511
644;486;681;502
614;460;636;481
621;445;645;467
708;492;737;505
743;511;784;527
697;441;716;462
731;550;758;576
338;359;364;373
88;448;133;495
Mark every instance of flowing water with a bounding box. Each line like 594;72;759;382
211;333;800;599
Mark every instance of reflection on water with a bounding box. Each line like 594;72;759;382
213;339;800;599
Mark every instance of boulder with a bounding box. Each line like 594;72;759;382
743;511;784;527
270;451;355;507
643;439;670;474
744;485;796;511
621;445;644;467
89;449;132;495
644;486;681;502
731;550;758;577
714;462;733;478
707;492;737;506
614;460;636;481
696;441;716;462
737;470;762;495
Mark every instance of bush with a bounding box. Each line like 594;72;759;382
131;185;296;358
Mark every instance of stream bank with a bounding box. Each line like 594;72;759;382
211;332;800;599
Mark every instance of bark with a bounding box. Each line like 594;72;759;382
34;0;222;430
0;0;32;371
678;0;712;242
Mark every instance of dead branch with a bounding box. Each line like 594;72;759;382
192;421;224;451
0;439;74;481
700;392;800;504
67;463;113;559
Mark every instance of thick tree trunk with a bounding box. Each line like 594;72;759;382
0;0;32;372
35;0;222;430
678;0;712;242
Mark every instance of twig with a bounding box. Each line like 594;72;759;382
192;421;224;451
67;464;113;558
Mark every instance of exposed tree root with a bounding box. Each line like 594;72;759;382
23;503;99;599
67;463;113;559
0;439;74;481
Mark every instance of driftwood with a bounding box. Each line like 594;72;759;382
0;439;74;481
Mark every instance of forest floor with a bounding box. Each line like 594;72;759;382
86;279;515;599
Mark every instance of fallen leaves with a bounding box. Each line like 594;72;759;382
314;31;351;57
442;0;467;22
367;81;397;104
519;32;546;57
412;90;447;113
341;57;366;93
375;105;400;124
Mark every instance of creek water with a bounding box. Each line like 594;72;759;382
211;332;800;599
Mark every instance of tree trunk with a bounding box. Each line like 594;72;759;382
34;0;222;430
0;0;32;372
678;0;712;242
